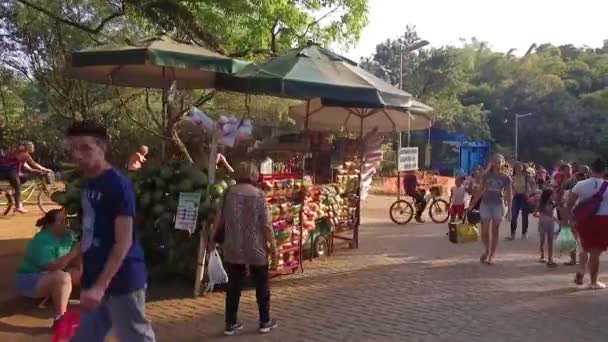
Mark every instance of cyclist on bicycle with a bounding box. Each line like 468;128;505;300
403;170;427;223
0;141;52;213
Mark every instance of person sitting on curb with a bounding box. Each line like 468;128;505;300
16;209;81;328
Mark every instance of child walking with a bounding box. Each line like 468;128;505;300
449;176;467;222
538;188;559;267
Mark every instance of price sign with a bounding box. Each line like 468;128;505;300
398;147;419;172
175;192;202;234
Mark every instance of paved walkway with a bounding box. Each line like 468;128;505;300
1;195;608;341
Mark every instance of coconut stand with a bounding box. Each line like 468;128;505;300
67;36;250;297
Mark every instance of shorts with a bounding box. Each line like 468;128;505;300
577;216;608;252
479;202;504;221
449;204;465;217
538;222;557;236
0;167;18;180
16;272;45;298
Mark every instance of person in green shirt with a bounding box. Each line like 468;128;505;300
16;209;81;327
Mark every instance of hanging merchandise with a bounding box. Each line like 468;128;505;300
187;107;253;147
360;128;383;200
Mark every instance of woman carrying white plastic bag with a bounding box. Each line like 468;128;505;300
208;161;279;336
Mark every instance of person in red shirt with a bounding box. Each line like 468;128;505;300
0;142;52;213
403;171;427;223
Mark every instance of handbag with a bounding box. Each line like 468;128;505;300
572;181;608;222
448;221;479;244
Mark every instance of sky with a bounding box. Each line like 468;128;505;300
342;0;608;60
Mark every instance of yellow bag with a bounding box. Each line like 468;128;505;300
456;223;479;243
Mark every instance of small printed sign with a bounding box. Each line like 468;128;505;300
398;147;419;172
175;192;202;234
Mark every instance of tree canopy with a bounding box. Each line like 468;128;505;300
0;0;368;164
361;26;608;166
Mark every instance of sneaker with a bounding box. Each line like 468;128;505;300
521;234;527;240
14;206;27;214
415;217;425;223
505;236;515;241
224;322;244;336
259;319;277;334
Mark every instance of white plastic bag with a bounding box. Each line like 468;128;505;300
207;249;228;286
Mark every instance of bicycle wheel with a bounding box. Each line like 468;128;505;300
389;200;414;225
37;186;56;213
429;199;450;223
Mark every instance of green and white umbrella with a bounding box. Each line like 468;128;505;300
217;42;413;108
69;36;249;89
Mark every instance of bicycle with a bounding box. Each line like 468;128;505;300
389;186;450;225
0;172;62;215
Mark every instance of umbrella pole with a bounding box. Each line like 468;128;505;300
407;111;411;147
194;134;219;297
396;131;401;200
355;119;364;249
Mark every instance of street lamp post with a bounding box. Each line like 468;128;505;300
398;40;429;148
514;113;533;161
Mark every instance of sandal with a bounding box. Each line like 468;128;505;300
588;282;606;290
480;252;488;264
574;272;584;285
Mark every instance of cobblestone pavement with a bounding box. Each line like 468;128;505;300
2;195;608;341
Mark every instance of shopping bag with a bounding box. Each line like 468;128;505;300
52;309;80;342
456;222;479;243
556;225;577;255
207;249;228;289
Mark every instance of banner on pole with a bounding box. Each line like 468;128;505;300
175;192;202;234
398;147;419;172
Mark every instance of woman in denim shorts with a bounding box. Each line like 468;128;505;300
469;154;512;265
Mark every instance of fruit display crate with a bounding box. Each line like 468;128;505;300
260;173;304;278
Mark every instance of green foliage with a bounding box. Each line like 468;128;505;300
0;0;369;165
361;26;608;166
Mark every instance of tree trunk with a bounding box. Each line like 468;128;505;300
167;123;193;162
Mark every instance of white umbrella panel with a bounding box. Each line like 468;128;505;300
289;98;432;133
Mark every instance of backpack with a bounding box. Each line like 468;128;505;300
572;181;608;223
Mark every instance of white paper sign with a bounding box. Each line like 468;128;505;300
175;192;202;233
398;147;419;171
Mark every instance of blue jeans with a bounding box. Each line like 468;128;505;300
511;194;530;236
71;289;155;342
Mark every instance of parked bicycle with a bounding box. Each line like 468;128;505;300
0;172;61;215
389;186;450;224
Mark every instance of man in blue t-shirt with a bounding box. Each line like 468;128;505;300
66;120;155;341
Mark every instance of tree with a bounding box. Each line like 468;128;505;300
0;0;370;163
361;26;608;166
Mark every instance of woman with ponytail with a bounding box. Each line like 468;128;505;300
16;209;81;328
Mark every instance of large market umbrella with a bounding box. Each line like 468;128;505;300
69;36;249;89
289;98;432;133
216;41;413;108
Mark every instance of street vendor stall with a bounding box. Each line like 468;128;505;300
217;42;431;259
